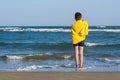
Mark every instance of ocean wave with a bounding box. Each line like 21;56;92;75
0;27;120;33
0;54;73;61
85;42;104;47
0;42;119;48
17;65;60;71
0;27;71;32
85;42;120;47
17;64;73;71
97;58;120;63
96;25;106;28
89;29;120;32
17;64;92;71
6;55;24;60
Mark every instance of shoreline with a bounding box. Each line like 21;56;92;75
0;72;120;80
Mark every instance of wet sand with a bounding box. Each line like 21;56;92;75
0;72;120;80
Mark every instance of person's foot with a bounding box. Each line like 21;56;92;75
76;65;79;68
80;65;82;68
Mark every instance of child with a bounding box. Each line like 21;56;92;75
71;12;88;68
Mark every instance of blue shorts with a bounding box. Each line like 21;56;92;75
73;40;85;46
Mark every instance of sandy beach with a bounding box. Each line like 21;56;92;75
0;72;120;80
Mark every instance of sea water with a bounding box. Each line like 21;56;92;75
0;26;120;72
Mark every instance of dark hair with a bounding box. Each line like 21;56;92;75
75;12;82;20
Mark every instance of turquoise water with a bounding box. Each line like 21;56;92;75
0;26;120;72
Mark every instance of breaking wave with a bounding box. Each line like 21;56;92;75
97;58;120;63
89;29;120;32
85;42;105;47
0;27;120;33
17;64;73;71
0;27;70;32
85;42;120;47
0;54;73;61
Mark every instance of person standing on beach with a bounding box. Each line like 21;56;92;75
71;12;88;68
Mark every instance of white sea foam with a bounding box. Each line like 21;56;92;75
6;55;24;60
79;66;92;70
104;58;120;63
98;58;120;63
0;27;22;32
89;29;120;32
1;27;120;33
64;64;72;67
0;27;71;32
17;65;60;71
17;65;38;71
85;42;104;47
62;55;72;60
96;25;106;28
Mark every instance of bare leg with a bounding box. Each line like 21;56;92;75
74;46;79;68
79;46;84;68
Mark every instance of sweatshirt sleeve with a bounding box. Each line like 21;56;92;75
84;20;89;35
79;20;88;36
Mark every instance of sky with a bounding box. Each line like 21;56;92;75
0;0;120;26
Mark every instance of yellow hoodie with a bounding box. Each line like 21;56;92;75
71;20;88;44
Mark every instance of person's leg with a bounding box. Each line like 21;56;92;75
74;46;79;68
79;46;84;68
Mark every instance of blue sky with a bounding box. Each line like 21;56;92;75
0;0;120;26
